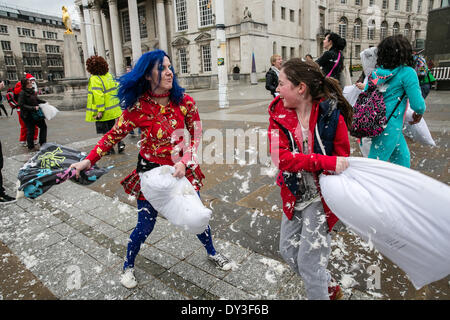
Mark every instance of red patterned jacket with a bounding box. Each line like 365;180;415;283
86;92;205;200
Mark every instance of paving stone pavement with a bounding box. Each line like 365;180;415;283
0;151;373;301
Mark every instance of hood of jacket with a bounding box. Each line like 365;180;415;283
360;47;378;77
371;66;402;87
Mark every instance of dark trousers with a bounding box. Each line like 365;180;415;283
420;83;431;99
0;140;4;195
0;103;7;116
22;116;47;149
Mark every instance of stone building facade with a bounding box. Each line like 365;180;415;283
326;0;436;66
0;4;82;87
76;0;326;89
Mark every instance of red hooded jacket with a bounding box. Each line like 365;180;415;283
268;97;350;231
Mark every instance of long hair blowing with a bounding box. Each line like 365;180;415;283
117;49;185;109
377;35;414;69
281;58;353;128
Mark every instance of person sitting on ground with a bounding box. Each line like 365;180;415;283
70;49;234;289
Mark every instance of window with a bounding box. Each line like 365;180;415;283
393;22;400;35
354;18;362;39
338;17;348;39
290;47;295;58
45;45;60;53
281;46;287;60
381;21;388;39
138;5;147;38
429;0;434;11
290;9;295;22
4;56;14;65
179;48;188;74
404;23;411;40
272;1;276;20
7;72;17;81
418;0;423;12
201;45;211;72
395;0;400;10
47;57;63;67
43;31;58;39
369;0;375;6
0;25;7;34
23;56;40;66
368;19;375;40
20;42;38;52
355;45;361;58
175;0;188;31
1;40;11;51
299;9;302;25
281;7;286;20
341;0;346;3
355;0;361;5
198;0;213;27
122;11;131;42
383;0;389;9
406;0;413;11
273;41;277;55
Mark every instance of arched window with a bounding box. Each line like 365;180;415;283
272;1;276;20
273;41;277;55
367;19;376;40
338;17;348;39
381;21;388;40
393;22;400;35
354;18;362;39
404;23;411;40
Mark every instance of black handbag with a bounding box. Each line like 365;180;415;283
31;107;45;120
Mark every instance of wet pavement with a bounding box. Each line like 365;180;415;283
0;82;449;300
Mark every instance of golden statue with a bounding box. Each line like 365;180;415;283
62;6;73;34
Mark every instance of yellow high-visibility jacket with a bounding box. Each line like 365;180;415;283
85;72;122;122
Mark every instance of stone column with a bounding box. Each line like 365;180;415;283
156;0;168;52
75;4;89;67
108;0;124;75
128;0;142;64
101;12;116;76
91;2;106;58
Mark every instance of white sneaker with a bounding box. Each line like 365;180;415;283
120;268;138;289
208;253;233;271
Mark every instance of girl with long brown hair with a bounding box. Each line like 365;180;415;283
268;58;352;299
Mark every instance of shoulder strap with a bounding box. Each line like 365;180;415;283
327;51;341;77
385;92;407;125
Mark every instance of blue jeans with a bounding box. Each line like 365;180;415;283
123;195;216;270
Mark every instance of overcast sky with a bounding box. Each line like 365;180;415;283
1;0;80;22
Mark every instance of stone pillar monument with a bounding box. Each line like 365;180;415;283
59;6;88;110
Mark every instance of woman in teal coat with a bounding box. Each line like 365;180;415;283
367;35;426;168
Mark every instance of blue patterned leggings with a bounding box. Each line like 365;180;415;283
123;196;216;270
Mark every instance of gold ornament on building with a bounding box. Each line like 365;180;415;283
62;6;73;34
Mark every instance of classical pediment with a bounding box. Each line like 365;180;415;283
172;37;190;46
194;32;211;42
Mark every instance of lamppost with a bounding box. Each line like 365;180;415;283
350;39;353;77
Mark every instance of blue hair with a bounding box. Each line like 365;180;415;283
117;49;185;109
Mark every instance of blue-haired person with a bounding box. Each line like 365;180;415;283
70;50;233;288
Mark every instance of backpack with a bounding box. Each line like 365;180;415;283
414;55;428;79
350;75;405;138
5;88;19;110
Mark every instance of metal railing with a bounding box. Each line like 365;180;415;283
431;67;450;80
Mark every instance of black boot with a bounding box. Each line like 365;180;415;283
118;141;125;154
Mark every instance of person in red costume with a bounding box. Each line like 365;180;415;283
70;50;233;289
13;74;39;146
268;58;352;299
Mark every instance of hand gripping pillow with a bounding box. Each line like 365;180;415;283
140;166;212;234
319;157;450;289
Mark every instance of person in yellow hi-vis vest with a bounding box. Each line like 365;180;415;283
85;55;125;154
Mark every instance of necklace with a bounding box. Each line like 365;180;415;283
149;91;170;98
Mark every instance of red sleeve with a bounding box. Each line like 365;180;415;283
86;109;135;166
268;117;338;172
332;114;350;157
180;96;202;166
